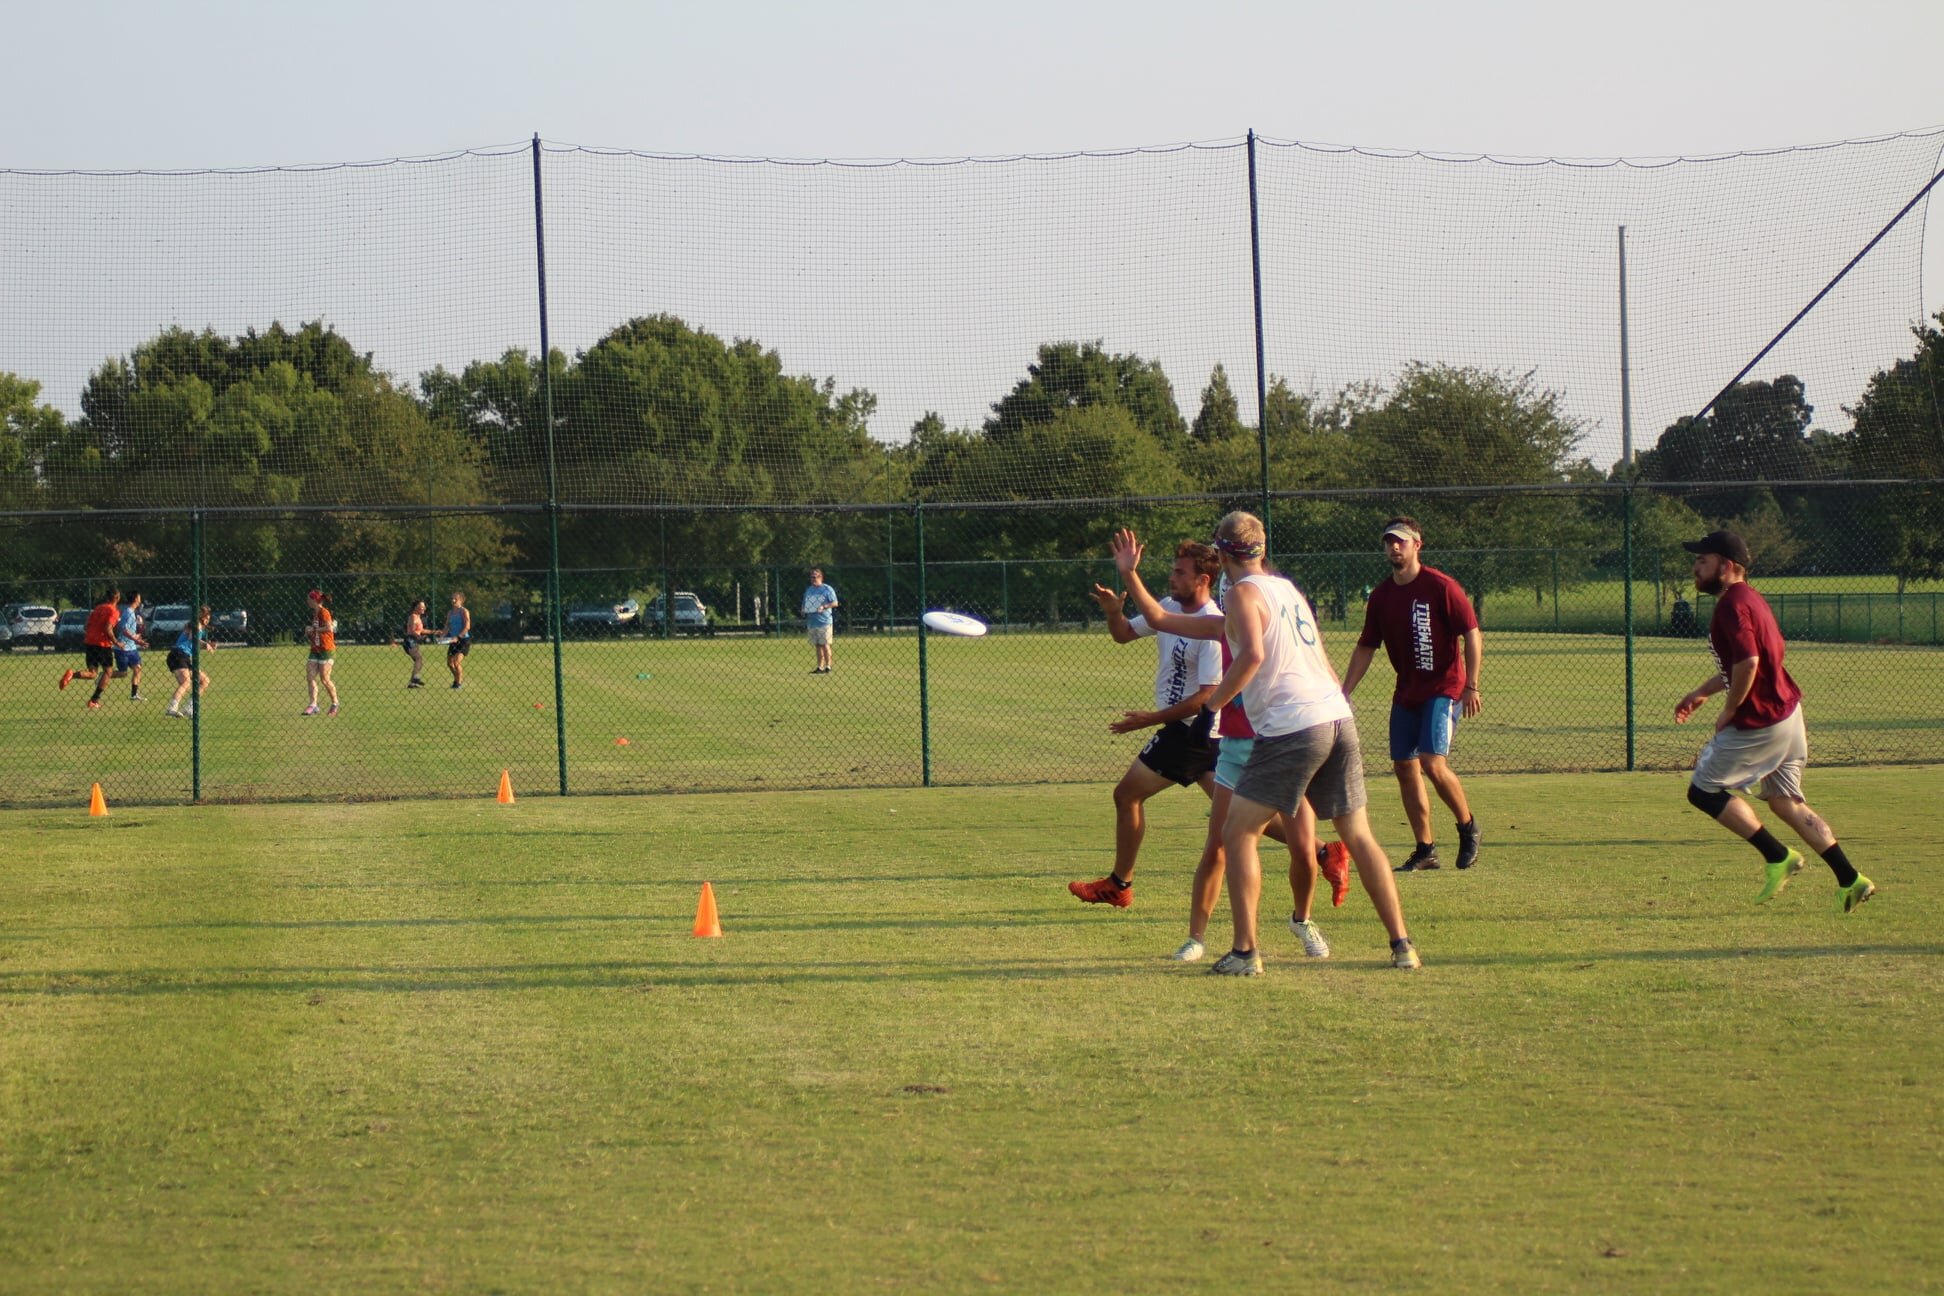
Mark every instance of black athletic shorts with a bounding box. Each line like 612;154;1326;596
447;636;472;657
85;644;116;671
1137;720;1219;787
166;649;194;673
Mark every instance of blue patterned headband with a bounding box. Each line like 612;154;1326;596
1213;534;1265;559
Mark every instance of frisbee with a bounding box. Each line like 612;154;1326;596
922;610;988;638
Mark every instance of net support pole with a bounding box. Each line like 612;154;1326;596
1246;129;1272;545
190;509;203;803
533;133;568;796
1623;489;1636;771
915;503;932;787
1694;161;1944;421
1618;226;1634;468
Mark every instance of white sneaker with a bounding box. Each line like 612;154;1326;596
1289;917;1331;959
164;708;181;718
1391;938;1422;970
1169;938;1205;962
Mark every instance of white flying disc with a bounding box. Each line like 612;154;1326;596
922;610;988;638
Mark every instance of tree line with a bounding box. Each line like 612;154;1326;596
4;312;1943;612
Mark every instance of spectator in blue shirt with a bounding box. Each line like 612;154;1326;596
801;568;839;674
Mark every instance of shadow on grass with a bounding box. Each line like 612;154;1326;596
2;943;1938;997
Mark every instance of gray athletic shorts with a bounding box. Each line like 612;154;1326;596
807;624;833;646
1691;705;1808;801
1232;716;1367;820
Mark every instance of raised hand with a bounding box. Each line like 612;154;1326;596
1110;528;1144;576
1090;583;1126;615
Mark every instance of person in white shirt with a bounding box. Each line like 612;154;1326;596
1116;513;1420;974
1067;541;1225;909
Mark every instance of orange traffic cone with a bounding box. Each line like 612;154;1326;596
692;882;723;938
496;769;516;804
88;783;108;817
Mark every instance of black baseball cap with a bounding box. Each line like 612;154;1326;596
1681;530;1751;567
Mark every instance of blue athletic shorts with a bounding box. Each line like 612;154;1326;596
1389;697;1460;762
114;647;141;670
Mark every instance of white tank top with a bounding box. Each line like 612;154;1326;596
1232;573;1351;738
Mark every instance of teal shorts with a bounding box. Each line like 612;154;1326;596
1214;736;1253;791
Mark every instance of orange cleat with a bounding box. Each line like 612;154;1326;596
1317;841;1351;908
59;669;75;691
1068;876;1133;908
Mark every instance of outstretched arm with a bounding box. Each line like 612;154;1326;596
1089;583;1141;643
1110;529;1223;640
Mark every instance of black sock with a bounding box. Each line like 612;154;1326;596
1746;827;1792;865
1820;844;1859;888
1231;948;1255;957
1457;818;1478;838
1390;936;1413;951
1107;874;1130;889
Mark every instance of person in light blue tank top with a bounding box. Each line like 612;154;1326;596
165;606;213;717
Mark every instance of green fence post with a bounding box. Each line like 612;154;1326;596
1001;559;1010;634
190;510;203;803
916;503;931;787
1623;491;1635;771
885;512;895;633
533;134;568;796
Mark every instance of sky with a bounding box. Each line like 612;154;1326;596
5;0;1944;466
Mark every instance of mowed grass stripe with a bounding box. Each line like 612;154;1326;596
1;771;1939;1292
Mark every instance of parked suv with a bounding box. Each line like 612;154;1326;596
2;604;58;649
145;604;193;645
643;592;710;633
55;608;91;651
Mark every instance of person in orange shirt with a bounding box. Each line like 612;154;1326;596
302;589;340;717
59;588;126;710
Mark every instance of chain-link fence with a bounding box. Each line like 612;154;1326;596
3;484;1938;807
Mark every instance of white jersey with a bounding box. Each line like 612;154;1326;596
1230;573;1351;738
1129;596;1224;733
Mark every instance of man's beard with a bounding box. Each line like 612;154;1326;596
1696;573;1724;595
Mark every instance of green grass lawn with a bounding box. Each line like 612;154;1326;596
1;631;1940;808
1;769;1937;1293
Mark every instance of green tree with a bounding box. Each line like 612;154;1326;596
1844;312;1944;589
984;341;1188;451
1190;363;1245;444
0;372;63;511
1344;364;1596;615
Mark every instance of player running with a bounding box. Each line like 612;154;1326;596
445;591;472;690
1068;541;1225;910
59;588;125;710
165;606;214;717
1674;530;1873;913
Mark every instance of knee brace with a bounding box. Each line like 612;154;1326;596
1686;783;1733;818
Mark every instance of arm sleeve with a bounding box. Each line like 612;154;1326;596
1193;636;1223;686
1726;604;1763;661
1125;615;1155;639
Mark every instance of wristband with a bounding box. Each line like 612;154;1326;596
1462;685;1480;694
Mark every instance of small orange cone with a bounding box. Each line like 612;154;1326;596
692;882;722;938
496;769;516;804
88;783;108;817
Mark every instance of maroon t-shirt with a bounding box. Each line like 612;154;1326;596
1707;582;1801;729
1357;566;1478;707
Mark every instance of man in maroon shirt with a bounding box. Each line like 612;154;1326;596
1343;517;1483;871
1674;530;1873;912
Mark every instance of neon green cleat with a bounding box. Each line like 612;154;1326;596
1754;849;1804;904
1838;876;1875;913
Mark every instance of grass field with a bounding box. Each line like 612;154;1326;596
1;630;1940;808
2;769;1938;1293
